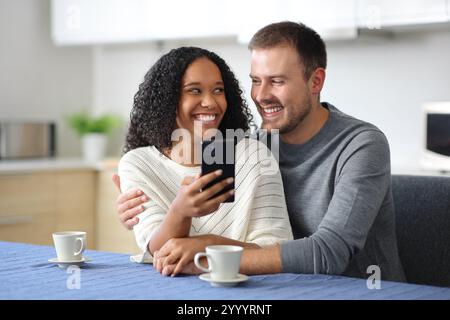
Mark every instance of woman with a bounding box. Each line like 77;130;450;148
118;47;292;276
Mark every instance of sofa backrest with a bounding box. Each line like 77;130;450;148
392;174;450;287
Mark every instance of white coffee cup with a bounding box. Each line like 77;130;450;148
52;231;86;262
194;245;243;280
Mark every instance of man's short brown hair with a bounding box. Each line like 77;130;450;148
249;21;327;80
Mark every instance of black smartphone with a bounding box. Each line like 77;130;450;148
201;137;236;203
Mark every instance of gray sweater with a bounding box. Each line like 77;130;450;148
260;103;406;282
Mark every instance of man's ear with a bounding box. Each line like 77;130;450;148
309;68;326;95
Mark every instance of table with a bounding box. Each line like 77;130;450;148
1;241;449;300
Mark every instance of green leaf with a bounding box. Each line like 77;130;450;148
66;111;123;136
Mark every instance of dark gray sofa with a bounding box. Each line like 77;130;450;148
392;174;450;287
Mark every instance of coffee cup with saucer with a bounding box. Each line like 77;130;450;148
199;273;248;287
48;256;92;269
194;245;248;287
49;231;91;268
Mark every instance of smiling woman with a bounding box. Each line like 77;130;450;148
124;47;253;156
178;57;227;132
117;47;293;276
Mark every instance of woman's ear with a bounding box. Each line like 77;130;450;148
175;111;181;129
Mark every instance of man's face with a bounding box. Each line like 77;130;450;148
250;45;313;134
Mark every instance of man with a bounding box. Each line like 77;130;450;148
113;21;405;281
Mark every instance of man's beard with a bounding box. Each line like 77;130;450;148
262;98;313;135
279;103;311;134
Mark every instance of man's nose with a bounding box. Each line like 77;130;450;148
254;83;273;106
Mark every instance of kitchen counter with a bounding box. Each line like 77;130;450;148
2;158;448;176
2;157;448;176
0;158;119;174
392;165;450;177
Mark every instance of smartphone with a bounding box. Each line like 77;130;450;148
201;137;236;203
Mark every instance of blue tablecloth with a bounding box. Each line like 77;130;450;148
1;241;449;300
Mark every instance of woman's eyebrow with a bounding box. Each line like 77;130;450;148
183;82;201;88
183;81;224;88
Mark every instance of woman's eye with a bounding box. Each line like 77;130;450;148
189;88;201;94
214;87;224;94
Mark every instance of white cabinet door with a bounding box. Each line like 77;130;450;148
51;0;152;45
356;0;449;29
51;0;450;45
51;0;239;45
146;0;237;40
236;0;357;43
51;0;358;45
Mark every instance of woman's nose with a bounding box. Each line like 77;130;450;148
200;93;217;109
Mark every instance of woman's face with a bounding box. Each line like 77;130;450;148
176;57;227;140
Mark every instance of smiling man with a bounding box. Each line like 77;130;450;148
244;22;405;280
249;41;329;144
114;21;406;282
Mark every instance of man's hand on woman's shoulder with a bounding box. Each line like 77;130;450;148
112;173;148;230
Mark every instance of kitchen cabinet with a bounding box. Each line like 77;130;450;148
52;0;450;45
55;170;95;247
51;0;236;45
51;0;450;45
356;0;449;29
51;0;358;45
0;170;95;248
237;0;358;43
95;164;140;255
0;161;140;255
52;0;154;45
0;173;56;246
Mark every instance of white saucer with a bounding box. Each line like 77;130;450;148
199;273;248;287
48;257;91;268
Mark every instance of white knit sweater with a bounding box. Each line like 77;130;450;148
118;138;293;261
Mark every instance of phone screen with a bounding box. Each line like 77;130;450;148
201;138;236;203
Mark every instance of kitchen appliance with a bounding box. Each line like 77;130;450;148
420;101;450;171
0;121;56;159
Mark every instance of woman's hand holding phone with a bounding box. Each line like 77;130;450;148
169;169;235;219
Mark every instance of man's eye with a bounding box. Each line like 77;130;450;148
272;79;284;85
251;79;261;85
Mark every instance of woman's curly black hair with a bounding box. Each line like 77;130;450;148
124;46;254;154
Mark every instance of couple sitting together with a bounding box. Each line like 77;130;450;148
115;21;406;282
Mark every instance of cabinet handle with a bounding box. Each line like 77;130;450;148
0;215;33;225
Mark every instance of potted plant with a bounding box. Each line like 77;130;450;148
67;111;122;162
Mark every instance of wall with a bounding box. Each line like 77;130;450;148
0;0;93;157
324;27;450;169
91;37;255;156
2;0;449;167
93;28;450;169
